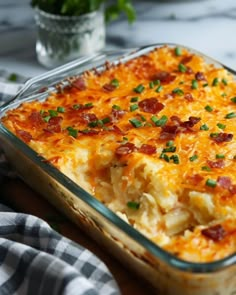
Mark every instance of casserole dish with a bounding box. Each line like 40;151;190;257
0;43;236;295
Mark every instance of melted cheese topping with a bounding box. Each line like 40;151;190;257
2;46;236;262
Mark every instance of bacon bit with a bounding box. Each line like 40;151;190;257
187;174;204;185
170;116;181;125
152;71;176;84
189;116;200;124
138;144;156;155
186;67;193;74
207;159;225;169
111;109;126;122
211;133;233;144
229;185;236;194
79;113;98;123
102;83;116;92
71;77;86;90
195;72;206;81
201;224;226;241
181;116;201;129
217;176;236;194
180;55;193;64
217;176;232;189
138;98;164;114
28;111;44;127
79;129;99;135
46;116;63;133
42;128;54;136
160;116;200;139
16;129;32;143
171;116;200;128
110;125;124;135
184;92;194;102
115;142;136;155
160;125;178;140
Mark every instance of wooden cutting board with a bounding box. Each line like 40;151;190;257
1;178;156;295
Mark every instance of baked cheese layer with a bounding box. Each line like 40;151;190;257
2;46;236;262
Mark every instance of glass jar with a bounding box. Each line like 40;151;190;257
34;7;105;68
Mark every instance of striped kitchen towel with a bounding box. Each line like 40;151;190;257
0;75;120;295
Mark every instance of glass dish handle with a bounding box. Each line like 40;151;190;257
10;48;137;104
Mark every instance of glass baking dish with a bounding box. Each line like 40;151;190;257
0;43;236;295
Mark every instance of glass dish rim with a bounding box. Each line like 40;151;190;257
1;42;236;273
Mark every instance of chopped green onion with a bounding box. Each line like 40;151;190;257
130;97;139;102
221;93;227;97
84;102;93;107
170;154;180;164
67;127;78;138
160;153;169;162
210;132;219;138
189;154;198;162
205;105;213;112
144;122;153;127
140;115;146;122
43;116;51;123
191;79;198;89
153;115;168;127
153;79;160;85
178;63;187;73
175;47;182;56
200;124;209;131
202;166;211;171
155;85;163;93
179;81;184;85
162;146;176;153
48;110;58;117
149;81;154;89
102;117;110;124
133;84;145;93
57;106;65;113
205;179;217;187
151;116;158;124
172;88;184;96
122;136;128;142
216;154;225;159
130;104;139;112
110;78;119;88
166;140;174;147
217;123;226;130
129;118;142;128
222;78;228;85
88;121;99;128
225;112;236;119
203;83;208;87
230;97;236;103
73;104;81;110
212;78;219;86
40;110;45;116
127;201;140;210
112;104;121;110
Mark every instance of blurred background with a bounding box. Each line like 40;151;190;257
0;0;236;77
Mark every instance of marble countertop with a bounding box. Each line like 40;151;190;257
1;0;236;78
